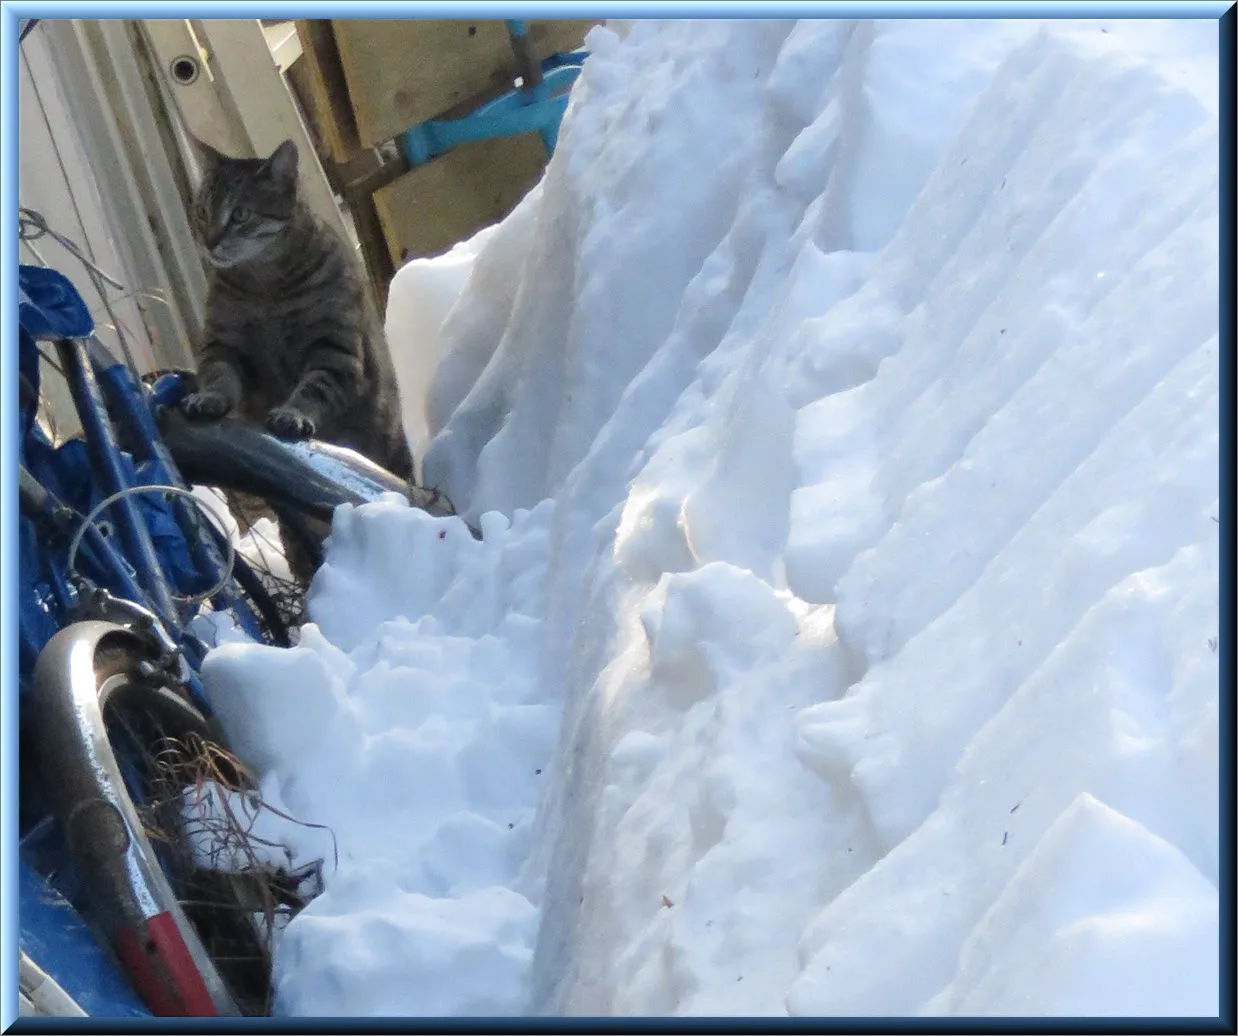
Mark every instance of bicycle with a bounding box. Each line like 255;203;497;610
17;261;456;1017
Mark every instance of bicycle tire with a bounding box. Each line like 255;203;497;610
227;548;293;648
30;622;281;1016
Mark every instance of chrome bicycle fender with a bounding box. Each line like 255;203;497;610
30;621;241;1017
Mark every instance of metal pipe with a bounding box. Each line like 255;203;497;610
21;463;153;614
88;338;234;614
506;19;544;92
55;338;178;624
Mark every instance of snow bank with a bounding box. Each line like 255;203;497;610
203;17;1219;1018
386;228;498;477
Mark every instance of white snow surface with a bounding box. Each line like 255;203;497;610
199;18;1221;1018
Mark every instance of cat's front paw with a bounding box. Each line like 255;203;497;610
180;391;232;420
266;406;316;440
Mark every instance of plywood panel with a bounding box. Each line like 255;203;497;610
333;18;594;148
373;132;548;263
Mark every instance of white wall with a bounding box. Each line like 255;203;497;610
18;23;161;378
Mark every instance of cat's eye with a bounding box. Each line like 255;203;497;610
231;206;250;224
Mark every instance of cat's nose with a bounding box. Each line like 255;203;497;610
204;222;227;250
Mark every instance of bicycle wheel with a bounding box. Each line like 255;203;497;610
30;621;306;1017
191;485;307;647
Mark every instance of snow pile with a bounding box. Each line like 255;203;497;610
200;18;1220;1018
203;501;555;1015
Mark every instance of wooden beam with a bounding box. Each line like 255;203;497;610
342;186;396;314
292;19;362;166
373;132;547;264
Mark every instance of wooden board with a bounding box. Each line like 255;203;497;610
332;18;594;149
372;131;548;263
292;19;362;165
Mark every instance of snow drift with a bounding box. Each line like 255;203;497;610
199;18;1220;1018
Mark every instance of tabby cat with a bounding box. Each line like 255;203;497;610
182;138;413;481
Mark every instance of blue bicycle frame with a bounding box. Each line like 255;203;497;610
19;271;268;710
18;265;270;1017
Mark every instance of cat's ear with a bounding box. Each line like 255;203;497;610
193;138;225;167
188;135;227;173
262;139;299;190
